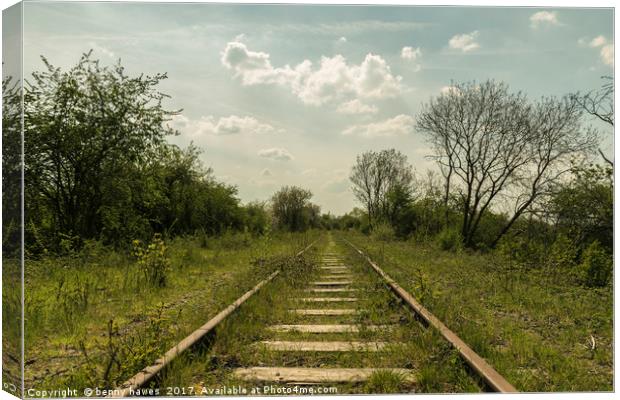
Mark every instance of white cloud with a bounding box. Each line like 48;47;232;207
600;44;613;66
342;114;415;138
261;168;272;176
449;31;480;52
337;36;347;43
169;114;276;136
220;41;303;86
588;35;614;66
336;99;378;115
401;46;421;60
356;54;403;99
258;147;294;161
221;41;403;105
590;35;607;48
530;11;560;28
400;46;422;72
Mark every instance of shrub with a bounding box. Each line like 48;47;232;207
579;241;612;287
371;223;396;242
359;219;372;235
132;234;170;287
495;234;545;269
435;227;463;252
546;234;578;272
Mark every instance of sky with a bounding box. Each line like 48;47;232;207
5;2;615;215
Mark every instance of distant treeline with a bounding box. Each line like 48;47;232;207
2;53;613;287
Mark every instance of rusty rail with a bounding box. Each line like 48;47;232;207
111;239;319;397
342;238;517;393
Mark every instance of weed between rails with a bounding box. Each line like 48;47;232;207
363;370;408;393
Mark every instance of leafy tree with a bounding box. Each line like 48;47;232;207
304;203;322;229
335;208;364;231
319;213;338;230
2;76;22;255
579;240;612;287
24;51;178;247
548;164;613;252
350;149;414;228
271;186;314;232
21;52;246;251
242;201;270;235
385;184;412;225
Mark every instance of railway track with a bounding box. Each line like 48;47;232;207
114;234;516;395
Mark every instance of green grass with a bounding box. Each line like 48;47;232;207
18;229;610;394
2;257;22;397
340;231;613;392
22;230;319;393
364;370;408;393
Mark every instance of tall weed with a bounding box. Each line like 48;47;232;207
132;234;170;287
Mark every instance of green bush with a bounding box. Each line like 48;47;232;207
579;241;612;287
371;223;396;242
495;233;546;269
546;235;578;271
435;228;463;252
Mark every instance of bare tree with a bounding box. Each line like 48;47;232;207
349;149;414;227
417;80;597;247
573;76;613;165
418;81;530;246
491;95;598;247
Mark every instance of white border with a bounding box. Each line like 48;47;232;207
0;2;616;400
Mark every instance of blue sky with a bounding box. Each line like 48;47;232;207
12;3;615;214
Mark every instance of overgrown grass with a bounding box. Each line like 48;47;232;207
340;231;613;392
2;258;22;397
23;230;320;393
154;235;481;394
154;248;321;390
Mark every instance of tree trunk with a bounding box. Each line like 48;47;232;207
491;197;535;248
